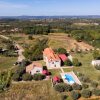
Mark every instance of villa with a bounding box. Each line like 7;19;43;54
43;48;61;68
60;71;82;85
26;62;43;75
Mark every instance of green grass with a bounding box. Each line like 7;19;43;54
0;56;17;71
63;52;100;81
49;69;62;77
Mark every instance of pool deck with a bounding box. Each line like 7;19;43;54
60;71;82;85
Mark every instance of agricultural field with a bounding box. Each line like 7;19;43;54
0;56;17;71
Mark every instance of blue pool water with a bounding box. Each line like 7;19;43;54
65;74;75;84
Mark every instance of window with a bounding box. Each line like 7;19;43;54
36;70;40;73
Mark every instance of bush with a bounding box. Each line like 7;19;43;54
19;60;31;67
33;73;46;81
80;76;91;83
54;83;72;92
72;83;82;90
12;73;20;81
73;58;81;66
95;66;100;70
81;89;92;98
64;59;72;66
64;84;73;92
92;89;100;96
43;66;47;70
71;91;81;100
82;84;89;89
22;73;33;81
16;67;26;76
91;81;98;88
57;48;67;54
0;85;4;92
28;35;33;40
54;84;65;92
61;95;68;100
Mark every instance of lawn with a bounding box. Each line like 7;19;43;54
63;52;100;81
0;56;17;71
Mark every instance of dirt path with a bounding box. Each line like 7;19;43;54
0;35;25;62
14;43;25;62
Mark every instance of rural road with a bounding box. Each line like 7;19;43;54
0;35;25;62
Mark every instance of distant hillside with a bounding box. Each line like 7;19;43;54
0;15;100;20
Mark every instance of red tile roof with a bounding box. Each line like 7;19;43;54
42;70;49;75
58;54;68;62
43;48;60;61
53;76;60;82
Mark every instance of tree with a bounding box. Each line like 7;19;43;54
82;84;89;89
81;89;92;98
12;73;20;81
24;38;48;61
57;48;67;54
22;73;33;81
93;50;100;60
73;58;81;66
64;59;72;66
72;83;82;90
54;84;65;92
16;67;26;76
91;81;98;88
71;91;81;100
28;35;33;40
19;59;31;67
33;73;45;81
64;84;72;92
92;89;100;96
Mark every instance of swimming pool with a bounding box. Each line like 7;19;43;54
65;74;75;84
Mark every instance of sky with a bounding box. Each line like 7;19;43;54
0;0;100;16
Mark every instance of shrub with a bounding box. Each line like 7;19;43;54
43;66;47;70
91;81;98;88
54;84;65;92
71;91;81;100
28;35;33;40
64;59;72;66
92;89;100;96
22;73;33;81
82;84;89;89
0;85;4;92
61;95;68;100
73;58;81;66
19;60;31;67
16;67;26;76
72;83;82;90
81;89;92;98
95;66;100;70
57;48;67;54
12;73;20;81
33;73;46;81
80;76;91;83
64;84;73;92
